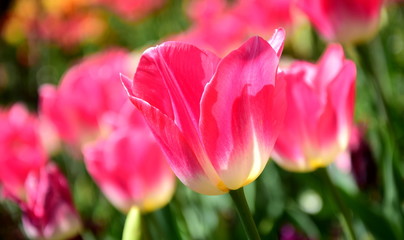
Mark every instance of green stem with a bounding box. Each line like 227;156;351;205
319;168;357;240
122;207;141;240
141;214;153;240
355;41;404;178
229;188;261;240
162;204;182;240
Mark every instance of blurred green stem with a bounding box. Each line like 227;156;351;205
356;41;391;127
163;204;183;240
355;40;404;177
229;188;261;240
123;206;141;240
319;168;357;240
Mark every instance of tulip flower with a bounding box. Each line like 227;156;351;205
0;104;47;199
122;28;287;195
83;103;176;213
176;0;293;55
232;0;294;34
40;49;133;150
15;164;82;240
297;0;383;44
273;44;356;172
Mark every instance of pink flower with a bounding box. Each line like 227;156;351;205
174;12;246;56
83;103;176;213
273;44;356;172
0;104;47;199
17;164;82;240
297;0;383;43
122;29;287;195
232;0;294;34
37;13;105;49
40;49;133;150
176;0;294;56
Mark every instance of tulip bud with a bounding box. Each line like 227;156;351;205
19;164;82;240
298;0;383;44
83;104;176;213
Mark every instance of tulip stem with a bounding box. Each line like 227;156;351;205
122;206;141;240
229;188;261;240
320;168;357;240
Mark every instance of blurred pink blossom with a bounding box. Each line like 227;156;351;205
37;13;105;49
274;44;356;172
175;0;294;55
39;49;134;151
0;104;47;199
83;103;176;213
16;164;82;240
297;0;383;43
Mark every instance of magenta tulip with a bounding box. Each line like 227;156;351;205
297;0;383;43
40;49;133;149
122;29;287;195
176;0;293;55
83;103;176;212
0;104;47;199
17;164;82;240
273;44;356;172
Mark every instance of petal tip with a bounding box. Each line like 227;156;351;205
268;28;286;57
120;73;134;96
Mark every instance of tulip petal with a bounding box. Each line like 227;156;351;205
126;44;227;194
268;28;286;58
328;60;356;149
83;126;175;212
39;84;74;143
127;95;226;195
315;44;345;89
200;36;285;189
132;42;220;135
297;0;335;40
273;69;320;171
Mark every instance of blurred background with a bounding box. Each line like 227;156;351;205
1;0;404;239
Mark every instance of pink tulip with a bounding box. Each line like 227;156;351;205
17;164;82;240
40;49;133;150
0;104;47;199
273;44;356;172
232;0;294;34
122;29;287;195
297;0;383;43
83;103;176;212
174;13;246;56
176;0;294;55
